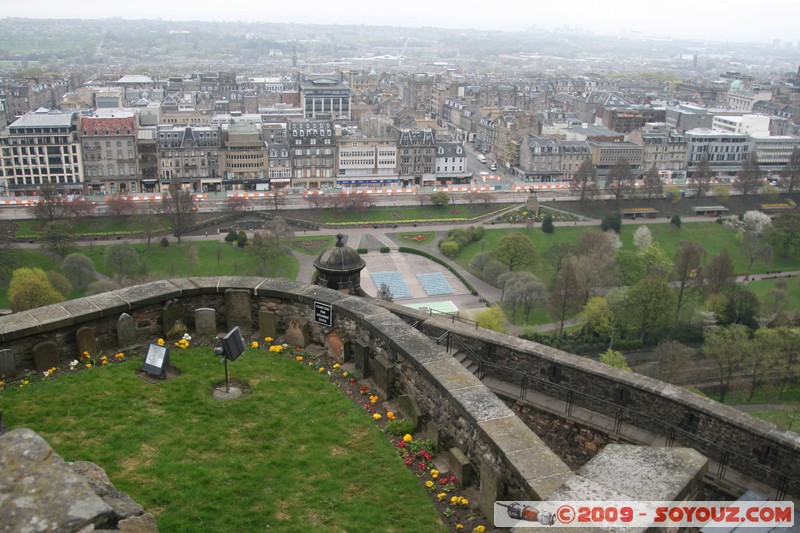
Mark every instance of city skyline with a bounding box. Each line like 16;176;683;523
3;0;800;45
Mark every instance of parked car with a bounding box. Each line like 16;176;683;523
488;163;497;171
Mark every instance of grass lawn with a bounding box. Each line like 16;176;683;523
744;277;800;314
319;204;513;224
15;217;168;237
82;241;298;280
746;409;800;433
0;347;448;532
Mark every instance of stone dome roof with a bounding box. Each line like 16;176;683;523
313;234;365;273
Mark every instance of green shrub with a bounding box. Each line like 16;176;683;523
357;248;368;254
380;246;390;253
160;237;169;247
408;437;436;456
438;238;460;257
385;419;415;436
236;230;248;247
225;230;238;242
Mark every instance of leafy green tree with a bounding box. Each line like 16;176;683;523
703;324;751;403
104;243;141;282
8;267;65;312
605;157;635;202
581;296;615;342
625;277;676;342
765;211;800;258
600;212;622;233
438;239;460;257
689;154;713;200
429;192;450;206
225;229;239;243
599;349;632;372
489;232;537;272
475;306;507;333
236;230;248;248
713;185;730;204
615;249;646;286
38;220;77;258
720;285;760;330
641;163;663;202
541;213;554;234
570;157;598;203
47;271;73;297
639;242;673;280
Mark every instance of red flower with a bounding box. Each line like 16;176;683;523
349;378;356;383
449;475;458;484
440;478;448;485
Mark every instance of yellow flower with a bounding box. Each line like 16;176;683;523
437;492;447;501
333;363;340;369
83;351;89;356
459;497;469;507
403;434;413;443
296;355;303;361
369;395;378;404
473;526;486;533
430;469;439;479
386;411;396;420
85;364;92;368
451;496;459;505
264;337;273;343
319;367;326;373
342;371;348;377
157;338;165;346
251;341;259;349
373;413;382;420
456;525;463;531
425;480;434;488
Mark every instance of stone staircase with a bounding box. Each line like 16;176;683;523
453;350;480;377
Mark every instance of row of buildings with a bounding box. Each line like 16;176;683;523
2;67;800;196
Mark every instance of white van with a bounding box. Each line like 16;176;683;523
477;154;487;164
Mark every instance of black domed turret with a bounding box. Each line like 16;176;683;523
313;234;366;294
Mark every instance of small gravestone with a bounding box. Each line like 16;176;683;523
162;299;185;336
259;309;277;339
0;349;17;378
353;339;371;377
117;313;137;350
75;326;97;359
371;354;394;397
397;394;421;430
479;462;503;519
195;308;217;338
448;447;474;487
225;289;252;334
285;318;310;348
32;341;60;373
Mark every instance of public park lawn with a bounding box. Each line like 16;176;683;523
0;348;447;532
319;203;513;224
82;241;298;280
15;217;163;237
287;235;336;256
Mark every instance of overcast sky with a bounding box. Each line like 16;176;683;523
3;0;799;44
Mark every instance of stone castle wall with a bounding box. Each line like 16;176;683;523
1;277;798;501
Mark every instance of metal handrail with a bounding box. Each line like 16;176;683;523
429;328;799;499
429;308;479;329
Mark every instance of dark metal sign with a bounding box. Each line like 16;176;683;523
314;302;332;327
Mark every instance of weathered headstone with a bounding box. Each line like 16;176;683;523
448;447;474;487
353;339;371;377
225;289;252;334
0;349;16;378
258;309;277;339
284;318;310;348
371;354;394;398
397;394;421;430
195;308;217;338
33;341;60;373
479;461;502;519
162;299;185;336
75;326;98;359
117;313;137;350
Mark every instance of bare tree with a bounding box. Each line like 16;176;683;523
570;157;598;203
225;196;251;214
161;182;195;244
671;241;706;320
641;163;663;202
107;195;136;218
733;152;762;196
31;183;67;223
605;157;635;202
780;147;800;194
688;154;713;201
548;259;583;336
